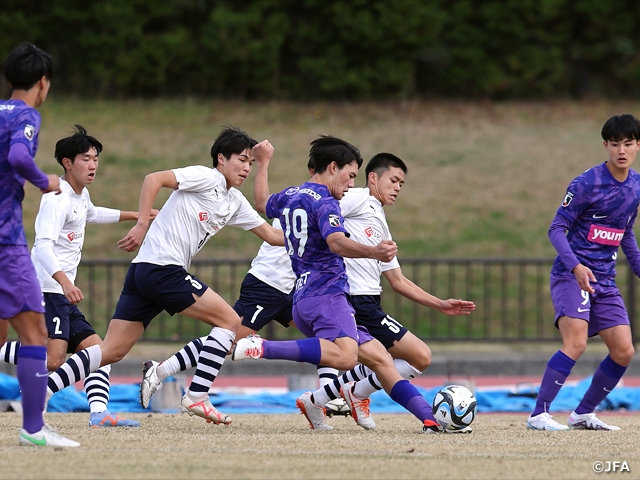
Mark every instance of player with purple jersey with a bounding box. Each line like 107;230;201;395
527;114;640;431
0;43;79;448
233;136;447;433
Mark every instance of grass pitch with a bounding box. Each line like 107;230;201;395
1;412;638;479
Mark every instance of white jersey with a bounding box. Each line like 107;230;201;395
340;187;400;295
133;165;265;270
31;179;121;294
247;218;294;294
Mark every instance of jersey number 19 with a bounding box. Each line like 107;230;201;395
282;208;308;258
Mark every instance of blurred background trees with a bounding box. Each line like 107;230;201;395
2;0;639;100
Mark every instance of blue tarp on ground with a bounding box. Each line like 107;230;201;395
1;372;639;414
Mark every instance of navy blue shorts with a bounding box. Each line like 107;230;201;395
112;262;209;329
351;295;408;349
44;293;96;354
233;273;293;331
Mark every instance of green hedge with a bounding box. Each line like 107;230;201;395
2;0;639;100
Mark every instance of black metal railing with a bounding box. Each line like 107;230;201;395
74;258;639;344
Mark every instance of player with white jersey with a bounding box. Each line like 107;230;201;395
1;125;142;427
527;114;640;431
44;126;285;426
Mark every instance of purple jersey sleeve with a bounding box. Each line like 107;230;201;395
548;212;580;273
316;198;349;240
8;142;48;189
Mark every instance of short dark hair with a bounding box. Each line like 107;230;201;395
54;125;103;171
3;42;53;90
365;152;408;179
308;135;362;174
601;114;640;142
210;126;257;167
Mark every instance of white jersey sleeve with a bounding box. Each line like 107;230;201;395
341;188;400;295
86;195;121;224
247;218;295;294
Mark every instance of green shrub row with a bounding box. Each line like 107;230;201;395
2;0;639;99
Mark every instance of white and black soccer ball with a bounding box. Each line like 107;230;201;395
433;385;477;431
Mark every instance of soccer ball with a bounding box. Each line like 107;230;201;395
433;385;477;431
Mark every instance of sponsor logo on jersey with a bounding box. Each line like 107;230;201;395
561;191;574;207
299;188;322;200
588;225;624;246
199;212;208;221
328;214;341;227
0;104;16;111
24;124;35;141
285;187;300;195
364;227;374;237
67;231;84;242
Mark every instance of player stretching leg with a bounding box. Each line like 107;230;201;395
1;126;143;427
527;114;640;431
298;153;475;431
233;136;444;433
0;43;80;447
44;127;284;425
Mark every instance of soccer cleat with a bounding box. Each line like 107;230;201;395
340;382;376;430
89;410;140;428
19;425;80;447
140;360;163;409
444;425;473;434
526;412;570;431
324;397;351;417
231;335;264;361
180;392;232;425
422;419;444;434
296;392;333;431
567;411;620;431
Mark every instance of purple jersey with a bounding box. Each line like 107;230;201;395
551;162;640;285
266;182;351;303
0;99;42;245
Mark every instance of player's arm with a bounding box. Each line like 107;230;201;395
252;140;274;213
548;212;596;293
382;267;475;316
118;170;177;252
326;232;397;262
250;222;285;247
621;217;640;277
7;141;61;194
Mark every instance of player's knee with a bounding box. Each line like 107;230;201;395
413;346;431;371
47;357;64;371
563;338;587;357
611;344;635;366
335;351;358;371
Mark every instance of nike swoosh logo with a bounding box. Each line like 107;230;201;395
554;380;564;386
577;307;590;312
592;214;607;219
19;433;46;446
35;372;49;377
603;387;612;392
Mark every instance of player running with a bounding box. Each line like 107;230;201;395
527;114;640;431
43;126;284;426
1;125;144;427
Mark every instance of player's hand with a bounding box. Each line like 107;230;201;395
42;174;62;195
373;240;397;262
62;283;84;305
439;298;476;316
252;140;274;163
149;209;160;220
117;223;147;252
573;264;596;294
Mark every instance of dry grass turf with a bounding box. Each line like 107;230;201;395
1;411;638;479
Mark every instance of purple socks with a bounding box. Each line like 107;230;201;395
532;350;575;416
263;338;322;364
16;345;47;434
575;355;627;415
390;379;436;422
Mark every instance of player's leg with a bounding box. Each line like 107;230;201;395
0;337;20;364
0;320;8;348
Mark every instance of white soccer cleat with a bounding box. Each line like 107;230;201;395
140;360;163;409
296;392;333;431
526;412;570;431
231;335;264;361
180;392;232;425
444;425;473;434
324;397;351;417
567;411;620;431
422;419;445;434
19;425;80;447
340;381;376;430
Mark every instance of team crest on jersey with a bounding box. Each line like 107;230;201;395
561;191;574;207
24;124;35;141
199;212;208;221
328;214;341;227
